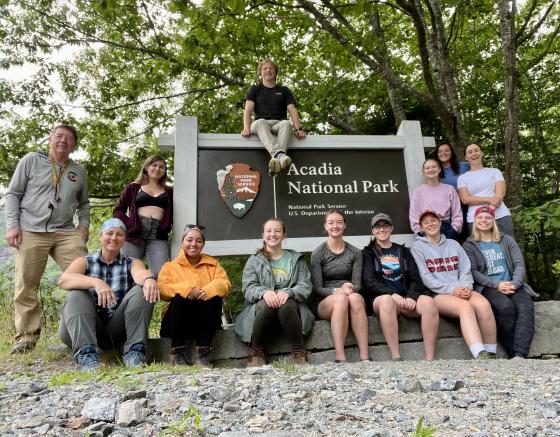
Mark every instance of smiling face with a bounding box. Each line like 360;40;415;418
259;61;277;81
324;212;346;238
474;211;495;232
146;160;166;182
465;143;483;166
437;144;452;164
181;229;205;259
371;220;393;244
262;219;286;250
423;159;441;181
99;227;126;253
420;214;441;238
49;127;77;160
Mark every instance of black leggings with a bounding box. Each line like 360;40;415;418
160;296;222;348
251;298;304;350
481;287;534;357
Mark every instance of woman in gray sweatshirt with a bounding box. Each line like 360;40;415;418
463;206;537;358
411;211;497;359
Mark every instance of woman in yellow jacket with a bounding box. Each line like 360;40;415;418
158;225;231;366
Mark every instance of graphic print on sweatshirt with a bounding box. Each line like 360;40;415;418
425;256;459;273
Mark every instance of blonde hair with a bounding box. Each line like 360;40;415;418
257;218;286;259
472;217;501;242
257;59;278;78
133;155;167;186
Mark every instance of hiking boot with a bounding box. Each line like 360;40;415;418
268;157;281;176
277;153;292;173
169;346;189;366
10;340;36;355
76;345;100;372
194;346;212;367
247;347;266;367
123;343;146;368
291;348;308;365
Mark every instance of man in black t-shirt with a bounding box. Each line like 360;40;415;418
241;59;306;176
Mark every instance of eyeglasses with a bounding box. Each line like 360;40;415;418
184;224;206;231
373;223;392;230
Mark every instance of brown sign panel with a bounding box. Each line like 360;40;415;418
197;148;410;241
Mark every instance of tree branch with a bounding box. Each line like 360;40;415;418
517;0;556;47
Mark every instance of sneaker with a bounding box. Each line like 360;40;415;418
123;344;146;368
291;348;308;365
76;345;100;372
247;347;266;367
277;153;292;172
169;346;189;366
268;157;281;176
10;340;36;355
194;346;212;367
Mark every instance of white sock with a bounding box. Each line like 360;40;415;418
484;344;497;353
470;343;485;358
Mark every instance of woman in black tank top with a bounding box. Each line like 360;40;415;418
113;155;173;277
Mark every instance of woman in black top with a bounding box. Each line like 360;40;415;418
362;213;439;361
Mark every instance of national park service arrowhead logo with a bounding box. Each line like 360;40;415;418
217;163;261;218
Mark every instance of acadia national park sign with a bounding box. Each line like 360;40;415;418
160;116;431;256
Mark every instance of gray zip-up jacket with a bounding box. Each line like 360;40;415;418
411;234;473;294
462;234;538;298
5;151;89;232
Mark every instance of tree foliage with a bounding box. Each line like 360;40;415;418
0;0;559;297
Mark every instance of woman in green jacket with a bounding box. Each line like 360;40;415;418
234;218;314;367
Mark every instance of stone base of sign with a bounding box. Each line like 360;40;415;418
146;301;560;366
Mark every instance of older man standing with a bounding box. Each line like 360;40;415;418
5;124;89;354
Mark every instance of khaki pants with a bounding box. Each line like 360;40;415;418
14;230;86;343
250;119;293;158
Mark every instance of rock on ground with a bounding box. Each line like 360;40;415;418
1;359;560;436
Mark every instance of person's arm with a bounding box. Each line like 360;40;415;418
4;155;31;248
350;247;363;292
403;247;425;300
287;104;306;139
241;100;255;137
450;188;463;232
494;180;506;207
408;188;422;233
457;186;500;207
456;243;474;289
503;236;526;289
58;257;96;289
131;259;158;303
157;262;196;301
278;256;312;301
112;185;133;228
241;256;269;303
410;245;454;294
76;168;90;241
201;262;231;299
310;248;332;299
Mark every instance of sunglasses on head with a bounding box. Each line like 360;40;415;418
184;224;206;231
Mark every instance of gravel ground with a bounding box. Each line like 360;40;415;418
1;357;559;436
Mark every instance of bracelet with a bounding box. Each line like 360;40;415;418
295;128;303;132
146;275;157;281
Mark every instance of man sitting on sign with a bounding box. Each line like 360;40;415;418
241;59;306;176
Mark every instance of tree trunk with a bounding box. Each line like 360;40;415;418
499;0;522;208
